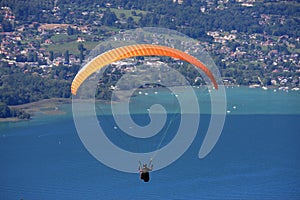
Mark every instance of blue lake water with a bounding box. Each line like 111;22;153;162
0;87;300;199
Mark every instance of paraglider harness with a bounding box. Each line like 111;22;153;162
140;171;150;182
139;160;153;182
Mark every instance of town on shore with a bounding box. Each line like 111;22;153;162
0;0;299;118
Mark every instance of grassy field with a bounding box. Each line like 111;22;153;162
50;34;78;43
45;41;99;55
44;33;100;55
100;7;147;23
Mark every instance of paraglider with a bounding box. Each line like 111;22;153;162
71;44;218;95
138;160;153;182
70;43;222;176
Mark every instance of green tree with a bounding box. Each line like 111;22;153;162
78;44;86;63
126;16;135;28
78;43;86;52
64;50;70;64
79;51;84;64
49;51;54;61
101;9;118;26
67;26;74;35
0;102;11;118
1;20;13;32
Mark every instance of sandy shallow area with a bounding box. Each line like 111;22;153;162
0;98;71;122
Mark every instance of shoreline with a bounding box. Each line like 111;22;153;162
0;98;71;122
0;97;115;122
1;86;299;122
9;98;71;111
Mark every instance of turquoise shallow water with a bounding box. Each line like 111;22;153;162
93;86;300;115
0;87;299;199
225;87;300;114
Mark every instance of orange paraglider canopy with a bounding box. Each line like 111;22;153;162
71;44;218;95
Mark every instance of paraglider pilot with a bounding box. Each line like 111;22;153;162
138;159;153;182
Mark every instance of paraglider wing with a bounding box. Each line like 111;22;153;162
71;44;218;95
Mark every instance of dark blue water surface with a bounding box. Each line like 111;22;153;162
0;88;300;199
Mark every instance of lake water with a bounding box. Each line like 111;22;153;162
0;87;300;199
